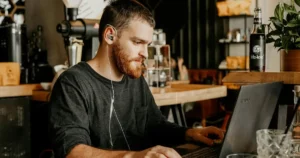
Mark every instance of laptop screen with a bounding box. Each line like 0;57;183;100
219;81;283;157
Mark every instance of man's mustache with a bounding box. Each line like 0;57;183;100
130;57;145;63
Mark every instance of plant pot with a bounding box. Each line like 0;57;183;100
281;49;300;72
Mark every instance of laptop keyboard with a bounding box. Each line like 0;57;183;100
182;147;219;158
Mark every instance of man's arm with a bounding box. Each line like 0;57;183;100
49;73;93;157
66;144;130;158
145;97;188;146
67;144;181;158
142;80;188;146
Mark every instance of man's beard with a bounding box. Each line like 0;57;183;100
112;42;144;79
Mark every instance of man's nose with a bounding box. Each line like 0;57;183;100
139;45;148;59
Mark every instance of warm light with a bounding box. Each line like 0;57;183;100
62;0;83;8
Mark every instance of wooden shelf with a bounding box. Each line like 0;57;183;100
147;67;171;71
0;84;43;98
219;14;253;18
222;72;300;85
16;6;25;9
219;41;249;44
218;68;249;71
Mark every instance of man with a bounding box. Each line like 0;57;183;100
49;0;224;157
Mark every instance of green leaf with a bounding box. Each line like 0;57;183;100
270;17;284;30
288;30;299;36
283;19;288;25
266;37;276;43
284;2;296;11
296;38;300;43
286;13;297;22
295;0;300;7
296;43;300;48
275;3;284;22
277;47;284;52
282;36;292;50
267;30;282;36
286;19;300;27
274;39;282;47
285;9;298;14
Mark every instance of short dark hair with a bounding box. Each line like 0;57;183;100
99;0;155;43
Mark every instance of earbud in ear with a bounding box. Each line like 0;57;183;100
108;35;114;40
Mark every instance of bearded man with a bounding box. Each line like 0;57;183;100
49;0;224;158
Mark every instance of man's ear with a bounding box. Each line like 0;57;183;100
104;26;116;44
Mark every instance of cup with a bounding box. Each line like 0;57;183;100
226;153;257;158
289;139;300;157
256;129;291;158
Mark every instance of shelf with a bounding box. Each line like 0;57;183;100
147;67;171;71
16;6;25;9
0;0;25;23
219;41;249;44
218;68;249;71
218;14;253;18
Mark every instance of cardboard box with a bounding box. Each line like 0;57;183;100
226;56;249;69
217;0;252;16
0;62;20;86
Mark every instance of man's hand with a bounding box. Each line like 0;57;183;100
125;145;182;158
185;126;225;146
178;58;184;67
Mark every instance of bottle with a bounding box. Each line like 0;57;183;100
249;7;265;72
0;10;14;26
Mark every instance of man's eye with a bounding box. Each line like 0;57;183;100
134;41;142;44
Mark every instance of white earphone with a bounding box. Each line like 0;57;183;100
106;24;130;150
108;34;114;40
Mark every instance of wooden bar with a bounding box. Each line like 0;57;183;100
0;84;43;98
222;72;300;85
32;84;227;106
151;84;227;106
31;90;51;102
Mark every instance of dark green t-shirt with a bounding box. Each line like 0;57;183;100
49;62;187;157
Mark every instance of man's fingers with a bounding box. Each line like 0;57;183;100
193;134;214;146
206;126;225;139
151;146;182;158
146;152;167;158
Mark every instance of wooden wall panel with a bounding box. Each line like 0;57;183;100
25;0;66;67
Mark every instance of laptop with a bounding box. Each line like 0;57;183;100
176;81;283;158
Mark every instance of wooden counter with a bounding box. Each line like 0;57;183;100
32;84;227;106
0;84;43;98
151;84;227;106
222;72;300;87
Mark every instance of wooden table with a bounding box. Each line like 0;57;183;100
151;84;227;106
222;71;300;88
0;84;42;98
31;84;227;106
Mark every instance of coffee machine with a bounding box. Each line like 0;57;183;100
56;0;99;67
0;24;26;64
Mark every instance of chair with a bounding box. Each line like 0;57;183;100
185;69;225;127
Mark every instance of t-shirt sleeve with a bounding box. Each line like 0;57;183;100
48;73;91;157
143;82;188;146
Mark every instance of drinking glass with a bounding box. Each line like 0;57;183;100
256;129;291;158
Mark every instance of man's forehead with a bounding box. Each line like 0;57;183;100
123;19;153;40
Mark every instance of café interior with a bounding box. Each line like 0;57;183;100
1;0;300;157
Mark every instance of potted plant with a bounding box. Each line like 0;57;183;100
266;0;300;71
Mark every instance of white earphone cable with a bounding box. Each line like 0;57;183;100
106;30;131;150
